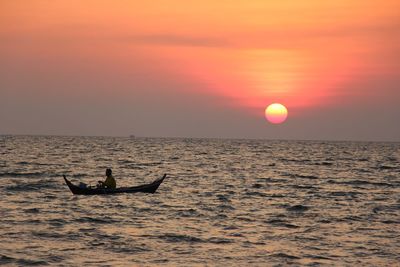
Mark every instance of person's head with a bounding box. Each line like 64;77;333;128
106;168;112;177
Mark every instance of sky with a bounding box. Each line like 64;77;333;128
1;0;399;141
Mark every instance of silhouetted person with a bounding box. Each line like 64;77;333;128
97;168;116;189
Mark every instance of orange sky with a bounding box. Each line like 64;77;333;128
1;1;399;140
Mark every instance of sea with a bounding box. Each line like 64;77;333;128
0;135;399;266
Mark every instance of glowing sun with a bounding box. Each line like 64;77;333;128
265;103;288;124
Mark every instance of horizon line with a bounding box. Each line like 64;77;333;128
1;133;399;143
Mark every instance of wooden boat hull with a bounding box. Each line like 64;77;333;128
63;174;166;195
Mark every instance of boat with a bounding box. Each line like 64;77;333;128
63;174;167;195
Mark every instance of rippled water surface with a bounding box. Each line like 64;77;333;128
1;136;399;266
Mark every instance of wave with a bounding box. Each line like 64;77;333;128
18;162;64;167
207;237;233;244
296;174;318;179
314;161;334;166
267;194;286;198
252;183;263;189
280;158;312;163
33;231;65;239
0;171;66;178
138;162;164;167
47;218;67;227
216;194;231;202
24;208;40;213
154;233;234;245
235;216;255;222
286;205;309;212
5;180;59;192
328;191;362;197
216;204;235;211
0;255;48;266
75;216;118;224
175;208;203;218
261;178;285;183
0;172;46;178
271;252;300;260
282;173;319;179
107;243;151;254
244;191;268;197
305;254;333;260
327;179;394;187
381;220;399;224
156;233;204;243
0;255;14;265
291;185;316;190
265;219;300;229
377;165;398;170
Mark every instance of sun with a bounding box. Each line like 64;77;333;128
265;103;288;124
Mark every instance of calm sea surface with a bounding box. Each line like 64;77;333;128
0;136;399;266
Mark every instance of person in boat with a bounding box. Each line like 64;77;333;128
97;168;117;189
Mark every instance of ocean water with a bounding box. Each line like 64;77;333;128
0;136;399;266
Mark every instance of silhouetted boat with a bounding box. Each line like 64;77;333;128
63;174;166;195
